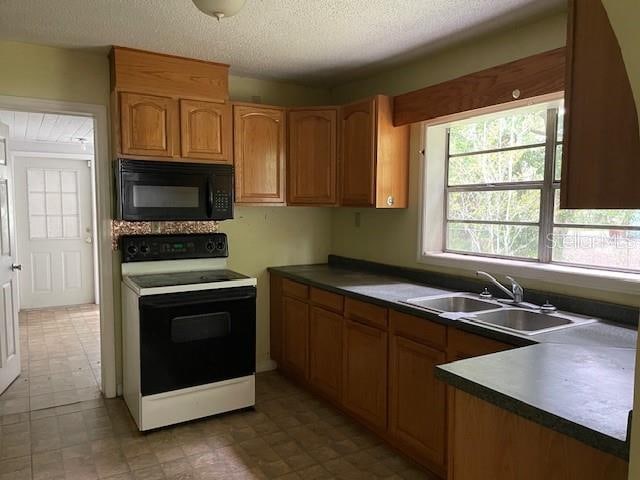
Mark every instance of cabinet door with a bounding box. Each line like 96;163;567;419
120;92;177;157
288;109;337;205
180;99;232;162
390;335;446;470
342;319;387;430
282;296;309;379
447;328;512;362
269;274;283;364
340;98;375;207
561;0;640;208
234;105;285;203
309;307;343;401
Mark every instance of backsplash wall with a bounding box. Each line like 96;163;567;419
110;220;219;250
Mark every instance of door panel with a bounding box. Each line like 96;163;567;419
180;99;232;162
342;319;387;430
340;99;375;206
120;92;176;157
287;109;337;205
389;335;446;469
234;105;285;203
15;157;95;308
0;120;20;394
309;306;342;401
282;296;309;379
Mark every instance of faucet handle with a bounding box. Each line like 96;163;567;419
505;275;524;301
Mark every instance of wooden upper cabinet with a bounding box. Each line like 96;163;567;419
341;99;375;206
180;99;232;163
110;47;230;163
340;96;409;208
233;104;286;203
561;0;640;208
119;92;177;157
287;108;338;205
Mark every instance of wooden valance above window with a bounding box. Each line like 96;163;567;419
392;47;566;126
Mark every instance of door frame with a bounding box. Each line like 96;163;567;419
0;95;116;398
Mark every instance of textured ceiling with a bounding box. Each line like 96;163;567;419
0;0;564;86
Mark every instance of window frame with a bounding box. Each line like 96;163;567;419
439;103;640;274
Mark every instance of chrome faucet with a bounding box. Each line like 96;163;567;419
476;271;524;304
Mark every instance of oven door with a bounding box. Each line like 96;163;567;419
116;159;233;221
138;286;256;396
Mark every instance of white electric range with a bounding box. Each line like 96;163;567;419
121;233;257;431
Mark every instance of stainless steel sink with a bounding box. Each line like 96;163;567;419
467;308;597;335
404;293;502;313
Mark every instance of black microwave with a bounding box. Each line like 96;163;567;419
115;159;234;221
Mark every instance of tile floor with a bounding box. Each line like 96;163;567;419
0;305;434;479
0;304;101;417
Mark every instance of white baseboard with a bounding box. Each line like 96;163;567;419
256;357;277;373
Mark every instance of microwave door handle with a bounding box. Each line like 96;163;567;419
206;177;214;218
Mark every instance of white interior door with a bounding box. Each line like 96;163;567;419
0;121;20;394
15;156;95;308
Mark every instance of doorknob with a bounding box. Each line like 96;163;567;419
10;264;21;271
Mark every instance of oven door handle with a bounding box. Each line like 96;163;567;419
141;293;256;308
206;177;214;218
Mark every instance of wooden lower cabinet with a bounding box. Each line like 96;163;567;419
342;319;388;431
389;335;446;475
447;327;512;361
450;390;628;480
309;306;343;401
282;296;309;379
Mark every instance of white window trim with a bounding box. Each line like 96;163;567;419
417;96;640;297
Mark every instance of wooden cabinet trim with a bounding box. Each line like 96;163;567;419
310;287;344;313
282;278;309;300
344;297;388;330
111;46;229;102
393;48;566;126
389;310;446;350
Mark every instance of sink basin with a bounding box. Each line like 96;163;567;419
404;293;501;313
468;308;596;335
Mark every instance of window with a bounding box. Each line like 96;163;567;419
438;102;640;272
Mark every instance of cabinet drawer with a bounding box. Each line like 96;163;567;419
345;297;387;330
389;310;446;350
310;288;344;313
282;279;309;300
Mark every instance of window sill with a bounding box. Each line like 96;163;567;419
419;251;640;296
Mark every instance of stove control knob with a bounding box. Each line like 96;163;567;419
140;244;150;254
206;241;215;252
126;244;138;257
216;240;226;251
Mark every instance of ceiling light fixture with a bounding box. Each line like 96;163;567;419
192;0;247;21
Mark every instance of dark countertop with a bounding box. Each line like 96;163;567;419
268;263;638;459
437;344;635;459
